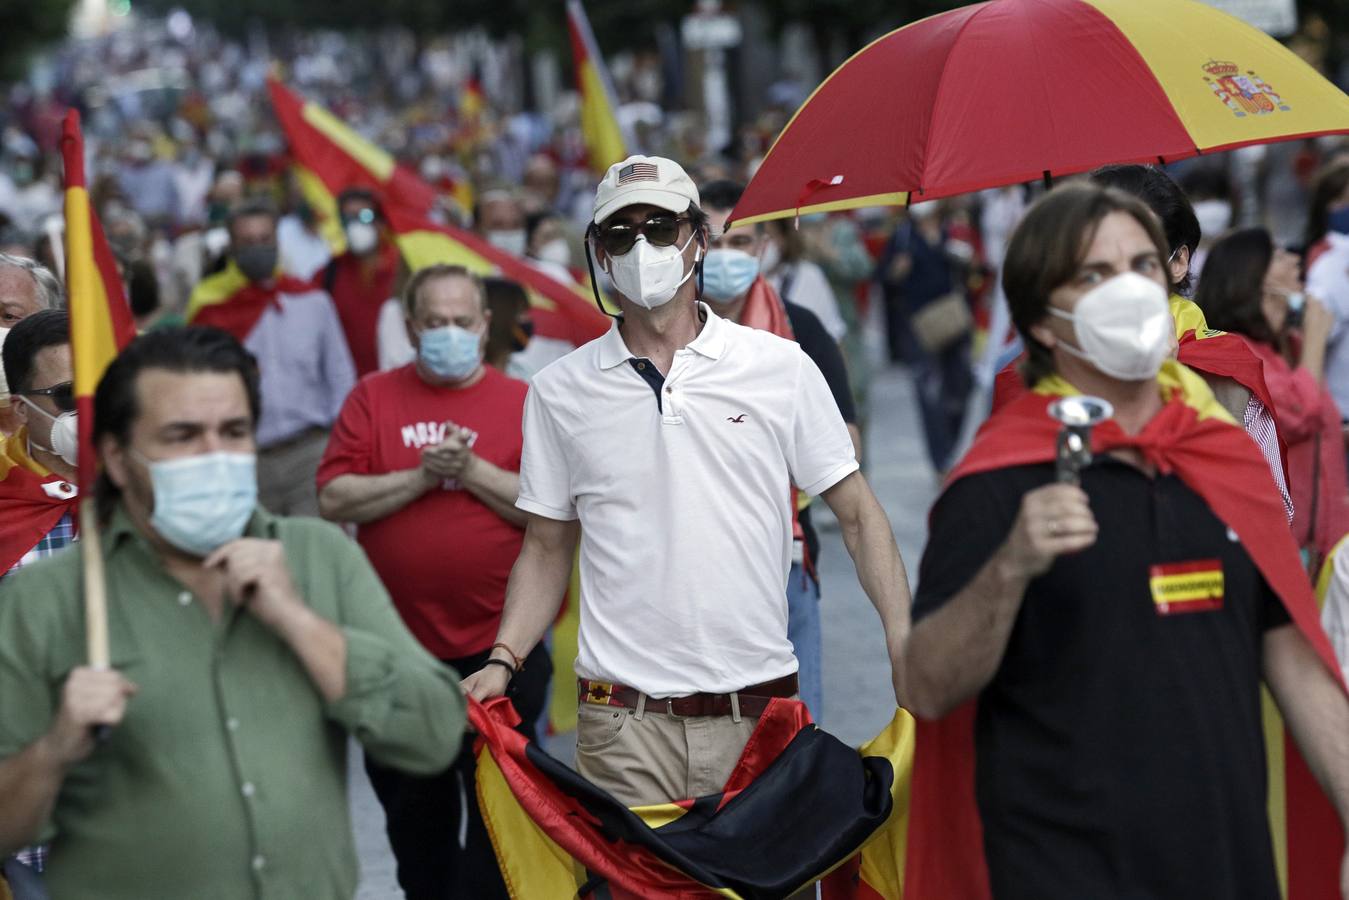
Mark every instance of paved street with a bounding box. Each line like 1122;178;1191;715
352;359;946;898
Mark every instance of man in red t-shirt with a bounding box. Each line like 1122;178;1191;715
320;188;400;376
317;263;549;900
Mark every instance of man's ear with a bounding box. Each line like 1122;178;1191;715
1028;319;1057;351
101;434;130;491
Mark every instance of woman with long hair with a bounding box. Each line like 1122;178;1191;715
1195;227;1349;561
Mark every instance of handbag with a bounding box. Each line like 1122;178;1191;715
910;291;973;354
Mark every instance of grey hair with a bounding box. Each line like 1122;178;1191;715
0;253;64;309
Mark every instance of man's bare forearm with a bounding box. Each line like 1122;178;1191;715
492;517;580;659
0;737;64;855
904;544;1030;719
462;457;528;528
319;469;435;524
827;474;910;698
1265;624;1349;828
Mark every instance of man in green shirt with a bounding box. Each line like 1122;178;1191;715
0;326;465;900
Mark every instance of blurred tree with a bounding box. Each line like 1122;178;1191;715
1;0;78;81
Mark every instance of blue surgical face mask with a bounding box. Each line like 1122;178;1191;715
135;450;258;557
701;248;760;302
418;324;484;381
1327;207;1349;237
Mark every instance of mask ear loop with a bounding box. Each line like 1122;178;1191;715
583;223;621;320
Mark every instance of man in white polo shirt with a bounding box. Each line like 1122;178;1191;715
463;155;910;809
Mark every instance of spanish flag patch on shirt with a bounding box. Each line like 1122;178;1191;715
1149;559;1225;614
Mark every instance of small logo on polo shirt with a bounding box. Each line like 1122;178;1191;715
727;414;748;423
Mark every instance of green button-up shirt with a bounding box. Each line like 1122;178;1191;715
0;505;466;900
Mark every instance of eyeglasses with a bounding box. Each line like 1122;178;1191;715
595;214;689;257
18;381;75;413
343;208;377;226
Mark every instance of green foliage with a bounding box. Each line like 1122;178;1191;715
0;0;78;81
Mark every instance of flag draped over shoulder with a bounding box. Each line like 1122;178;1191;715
906;362;1345;900
567;0;631;174
0;431;76;574
739;274;793;340
472;696;915;900
184;263;314;342
61;109;136;493
266;77;609;347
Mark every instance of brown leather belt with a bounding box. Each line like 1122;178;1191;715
577;674;798;719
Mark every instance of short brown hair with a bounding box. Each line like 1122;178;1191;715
402;264;487;318
1002;182;1169;386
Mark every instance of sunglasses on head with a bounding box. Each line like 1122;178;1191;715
19;381;75;413
595;214;689;257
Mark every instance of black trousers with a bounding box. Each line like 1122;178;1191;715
364;643;553;900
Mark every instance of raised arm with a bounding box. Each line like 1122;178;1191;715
904;482;1096;718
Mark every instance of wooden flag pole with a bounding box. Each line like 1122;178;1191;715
80;496;109;669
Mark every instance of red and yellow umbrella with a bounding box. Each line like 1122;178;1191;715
730;0;1349;225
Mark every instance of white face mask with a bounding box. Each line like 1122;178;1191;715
605;232;700;310
1192;200;1233;241
486;229;527;257
344;220;379;256
533;238;572;268
1047;272;1172;381
20;397;78;467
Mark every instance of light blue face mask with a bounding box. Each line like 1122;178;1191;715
418;324;483;381
701;248;760;302
136;450;258;557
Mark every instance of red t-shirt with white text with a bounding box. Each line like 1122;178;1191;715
317;364;527;658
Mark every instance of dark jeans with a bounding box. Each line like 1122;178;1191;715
914;337;973;472
364;643;552;900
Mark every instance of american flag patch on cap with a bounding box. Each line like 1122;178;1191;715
617;162;660;184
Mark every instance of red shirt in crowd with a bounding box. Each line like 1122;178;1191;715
324;243;400;376
317;363;528;659
1244;337;1349;557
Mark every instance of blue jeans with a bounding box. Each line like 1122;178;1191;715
2;856;48;900
786;561;823;719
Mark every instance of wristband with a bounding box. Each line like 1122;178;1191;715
482;658;517;678
490;642;526;671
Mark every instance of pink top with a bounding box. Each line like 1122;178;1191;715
1245;337;1349;556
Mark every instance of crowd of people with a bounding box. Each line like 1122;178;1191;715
1;9;1349;900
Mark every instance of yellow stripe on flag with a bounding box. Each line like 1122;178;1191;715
66;185;119;399
1085;0;1349;152
294;164;346;253
855;710;916;900
476;750;579;899
185;264;250;322
577;59;628;173
300;102;397;181
1263;686;1289;896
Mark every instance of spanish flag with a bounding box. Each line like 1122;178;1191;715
61;109;136;493
0;430;77;574
185;263;316;342
473;696;914;899
266;77;609;346
908;362;1345;900
567;0;631;174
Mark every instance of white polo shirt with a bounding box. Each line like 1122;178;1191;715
517;303;858;696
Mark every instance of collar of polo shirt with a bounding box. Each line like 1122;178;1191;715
596;302;727;370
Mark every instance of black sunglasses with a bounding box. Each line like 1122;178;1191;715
595;214;689;257
19;381;75;413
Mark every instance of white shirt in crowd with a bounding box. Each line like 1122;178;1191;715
517;303;858;697
1308;231;1349;418
769;259;848;342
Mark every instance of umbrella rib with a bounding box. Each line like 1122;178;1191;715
918;1;997;198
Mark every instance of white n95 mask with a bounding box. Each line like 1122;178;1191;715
606;233;700;310
1047;272;1172;381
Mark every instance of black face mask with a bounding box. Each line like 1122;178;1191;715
234;244;278;283
510;319;535;353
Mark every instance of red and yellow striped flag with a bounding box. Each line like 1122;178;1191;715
567;0;631;175
266;77;609;346
61;109;136;492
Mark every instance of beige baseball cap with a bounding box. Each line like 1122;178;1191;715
592;155;699;226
